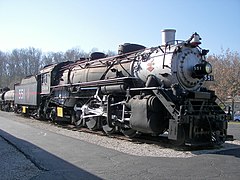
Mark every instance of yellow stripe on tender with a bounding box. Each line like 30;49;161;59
57;107;63;117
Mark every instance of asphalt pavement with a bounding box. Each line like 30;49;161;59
1;112;240;180
228;122;240;140
0;135;41;180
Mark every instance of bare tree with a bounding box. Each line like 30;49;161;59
207;49;240;101
0;51;9;87
42;51;66;67
26;47;42;75
64;47;88;61
1;48;42;88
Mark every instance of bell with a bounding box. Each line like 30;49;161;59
190;32;202;46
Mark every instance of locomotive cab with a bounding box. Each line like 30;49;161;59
40;61;74;95
39;61;75;120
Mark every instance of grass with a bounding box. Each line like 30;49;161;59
228;121;240;125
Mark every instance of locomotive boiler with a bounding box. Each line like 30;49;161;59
15;29;228;146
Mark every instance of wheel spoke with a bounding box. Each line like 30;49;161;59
86;117;99;130
101;117;115;134
71;110;83;127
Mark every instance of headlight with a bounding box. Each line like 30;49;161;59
205;62;212;74
192;61;212;79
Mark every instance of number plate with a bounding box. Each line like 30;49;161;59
204;75;214;81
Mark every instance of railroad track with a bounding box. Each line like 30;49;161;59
37;119;173;146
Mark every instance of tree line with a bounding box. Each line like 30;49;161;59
0;47;239;101
0;47;115;89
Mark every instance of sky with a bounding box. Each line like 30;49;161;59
0;0;239;55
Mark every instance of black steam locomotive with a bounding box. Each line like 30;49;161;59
5;30;229;146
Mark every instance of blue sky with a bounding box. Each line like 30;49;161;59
0;0;239;55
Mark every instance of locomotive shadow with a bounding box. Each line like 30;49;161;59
186;142;240;158
0;130;101;180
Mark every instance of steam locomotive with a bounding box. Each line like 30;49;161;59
4;29;229;146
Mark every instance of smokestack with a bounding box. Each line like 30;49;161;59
161;29;176;45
